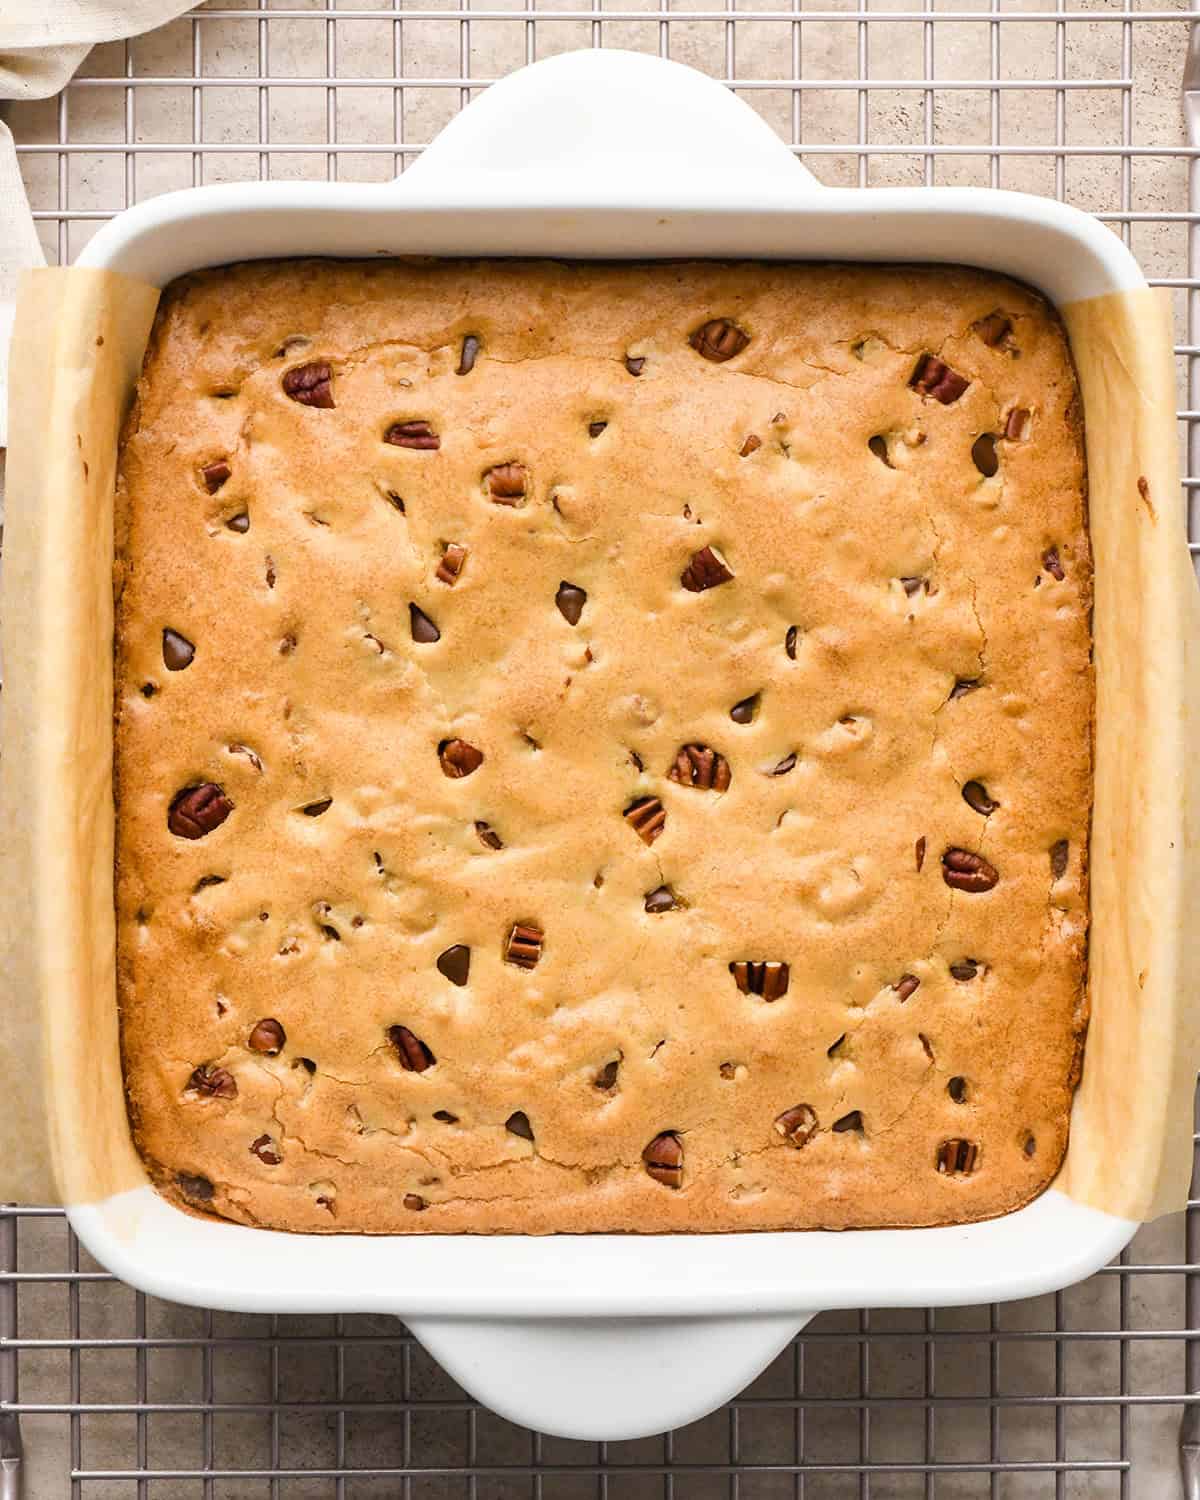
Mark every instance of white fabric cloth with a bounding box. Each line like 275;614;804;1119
0;1;195;444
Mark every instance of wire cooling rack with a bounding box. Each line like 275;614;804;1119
5;1;1200;1493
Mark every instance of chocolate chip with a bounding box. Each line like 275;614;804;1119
730;694;760;724
433;1110;458;1123
868;435;893;468
901;577;925;597
643;1131;683;1187
948;1076;968;1103
1050;839;1069;879
300;798;332;818
162;628;195;671
624;795;666;845
248;1018;286;1054
644;885;681;914
485;463;528;505
833;1110;864;1134
827;1034;846;1059
168;784;233;840
457;335;480;375
436;543;468;586
972;433;999;477
1042;546;1065;581
177;1173;214;1201
1023;1134;1037;1158
595;1057;620;1090
556;581;587;625
194;875;225;891
505;1110;534;1141
910;355;969;404
282;362;334;408
187;1064;237;1099
226;512;250;533
385;420;440;450
774;1103;818;1149
629;750;644;773
785;626;798;659
388;1024;434;1072
893;974;920;1002
915;836;927;871
250;1134;282;1165
1005;408;1031;441
668;743;731;792
265;557;276;589
625;355;645;377
437;944;471;987
504;922;544;969
730;961;790;1001
949;960;980;982
769;752;797;777
949;677;980;700
962;780;998;816
680;544;734;592
439;738;483;778
689;318;750;363
409;604;441;644
403;1193;427;1211
740;434;761;457
942;848;999;893
296;1057;317;1074
141;684;157;698
973;312;1013;347
936;1138;979;1175
475;820;503;850
589;420;608;438
202;460;231;494
718;1061;739;1080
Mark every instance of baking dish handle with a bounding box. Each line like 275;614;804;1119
406;1312;808;1441
400;49;818;193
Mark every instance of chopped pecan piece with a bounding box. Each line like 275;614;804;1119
589;420;608;437
730;961;790;1002
690;318;750;363
915;836;927;871
226;512;250;533
774;1104;818;1149
456;334;480;375
436;543;467;586
556;581;587;625
936;1138;979;1175
282;362;334;408
437;944;471;987
247;1018;286;1055
201;460;231;493
739;434;761;457
409;603;441;644
475;820;503;850
625;355;645;376
385;420;440;450
644;885;682;914
1050;839;1069;879
250;1134;282;1165
668;743;731;792
1042;546;1065;581
680;545;734;593
388;1024;434;1072
1005;407;1031;441
910;355;969;404
624;795;666;845
785;626;798;659
893;973;920;1002
505;922;544;969
949;677;981;700
187;1064;237;1099
769;752;797;777
962;780;998;815
485;463;528;505
942;848;999;893
162;628;195;671
595;1057;621;1090
973;312;1013;347
439;738;483;778
168;784;233;840
642;1131;683;1188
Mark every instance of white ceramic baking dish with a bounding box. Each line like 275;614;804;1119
60;47;1164;1442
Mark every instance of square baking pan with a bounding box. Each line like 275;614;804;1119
6;47;1198;1443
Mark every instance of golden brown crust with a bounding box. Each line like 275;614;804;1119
114;259;1091;1233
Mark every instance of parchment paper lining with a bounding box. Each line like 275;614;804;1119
1;267;1195;1222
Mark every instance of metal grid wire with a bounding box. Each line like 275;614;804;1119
5;1;1200;1493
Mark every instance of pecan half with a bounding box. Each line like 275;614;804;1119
436;543;467;586
437;944;471;987
247;1018;286;1055
187;1064;237;1099
910;355;969;404
668;743;731;792
730;961;790;1002
162;628;195;671
680;545;734;593
643;1131;683;1188
942;848;999;893
168;784;233;840
409;604;441;644
250;1134;282;1165
439;738;483;778
385;420;440;450
936;1138;979;1175
456;334;480;375
962;780;999;815
505;922;544;969
388;1024;434;1072
624;795;666;845
201;460;231;494
556;581;587;625
893;973;920;1002
690;319;750;363
485;463;528;505
774;1103;818;1149
282;362;334;408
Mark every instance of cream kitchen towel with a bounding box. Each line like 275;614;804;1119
0;1;195;446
